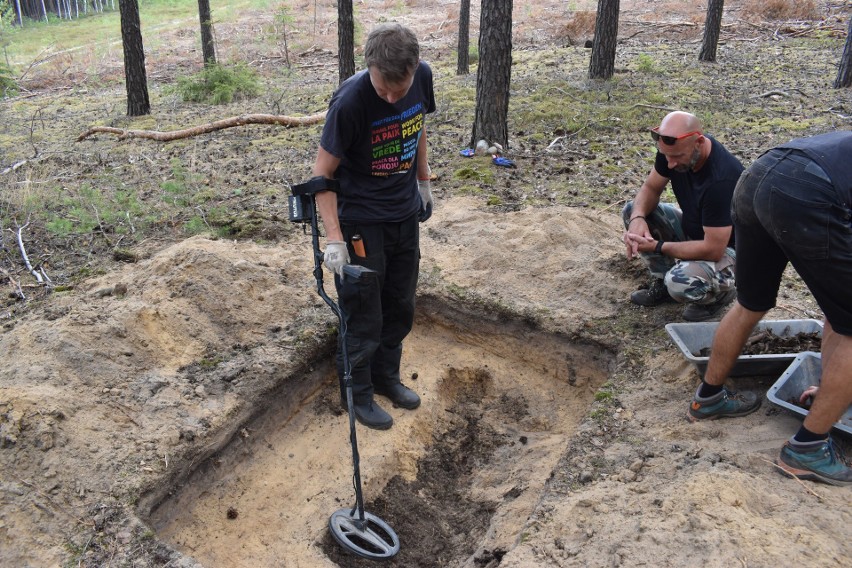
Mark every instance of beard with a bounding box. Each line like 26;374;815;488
673;147;701;173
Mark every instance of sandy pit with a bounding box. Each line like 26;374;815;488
2;1;852;566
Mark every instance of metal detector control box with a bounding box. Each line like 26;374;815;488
288;176;339;223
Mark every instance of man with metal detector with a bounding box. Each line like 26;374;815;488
310;24;436;431
623;111;744;322
687;131;852;486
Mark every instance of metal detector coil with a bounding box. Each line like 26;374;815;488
329;508;401;560
289;177;400;560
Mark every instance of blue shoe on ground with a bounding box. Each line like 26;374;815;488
777;438;852;486
686;386;761;422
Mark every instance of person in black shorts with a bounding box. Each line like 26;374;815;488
686;131;852;486
623;111;744;322
310;24;436;430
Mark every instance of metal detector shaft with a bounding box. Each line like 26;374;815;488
303;192;367;523
291;179;399;558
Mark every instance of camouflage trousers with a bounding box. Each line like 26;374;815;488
623;202;736;305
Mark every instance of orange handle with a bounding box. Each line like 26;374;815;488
352;235;366;257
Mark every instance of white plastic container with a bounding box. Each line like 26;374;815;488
665;319;823;377
767;351;852;436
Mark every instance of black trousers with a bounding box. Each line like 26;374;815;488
335;214;420;404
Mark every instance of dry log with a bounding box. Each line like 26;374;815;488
76;112;328;143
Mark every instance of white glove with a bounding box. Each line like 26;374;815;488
417;178;433;222
323;241;350;276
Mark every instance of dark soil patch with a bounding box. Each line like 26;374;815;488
321;368;506;567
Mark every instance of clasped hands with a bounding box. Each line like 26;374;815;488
623;229;657;260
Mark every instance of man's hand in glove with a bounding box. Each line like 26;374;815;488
417;178;433;222
323;241;350;276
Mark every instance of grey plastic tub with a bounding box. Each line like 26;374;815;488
767;352;852;436
665;319;823;378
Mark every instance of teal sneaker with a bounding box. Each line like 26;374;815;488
777;438;852;486
686;386;761;422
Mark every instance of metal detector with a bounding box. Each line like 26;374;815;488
289;177;401;560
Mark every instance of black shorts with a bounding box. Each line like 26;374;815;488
732;148;852;335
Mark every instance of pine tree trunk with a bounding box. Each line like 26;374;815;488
119;0;150;116
457;0;471;75
13;0;23;26
198;0;217;66
834;15;852;88
471;0;512;148
588;0;620;80
699;0;724;62
338;0;355;83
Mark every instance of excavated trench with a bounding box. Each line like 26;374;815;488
148;298;613;567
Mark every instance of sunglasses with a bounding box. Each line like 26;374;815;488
650;127;701;145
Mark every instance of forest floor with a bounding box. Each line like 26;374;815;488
1;1;851;567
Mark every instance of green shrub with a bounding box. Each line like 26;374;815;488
0;62;15;98
175;63;261;105
635;53;657;73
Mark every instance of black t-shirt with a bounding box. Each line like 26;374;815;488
778;131;852;202
320;62;436;223
654;135;743;247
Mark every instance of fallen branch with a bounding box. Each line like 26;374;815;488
13;223;45;285
776;302;809;318
751;90;791;99
750;89;808;99
1;160;28;175
76;111;328;142
629;103;678;112
600;197;628;213
761;458;824;502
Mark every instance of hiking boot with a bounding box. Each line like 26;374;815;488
686;386;761;422
682;289;737;322
777;438;852;486
350;399;393;430
374;382;421;410
630;278;672;306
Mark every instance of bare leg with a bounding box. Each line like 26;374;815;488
803;320;852;434
703;302;767;386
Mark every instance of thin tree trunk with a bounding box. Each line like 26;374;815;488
118;0;150;116
471;0;512;148
457;0;471;75
338;0;355;83
198;0;216;66
699;0;724;62
588;0;620;80
13;0;23;26
834;15;852;88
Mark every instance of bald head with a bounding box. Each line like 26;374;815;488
658;111;702;137
653;111;709;172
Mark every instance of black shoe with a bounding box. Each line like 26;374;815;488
630;278;672;306
350;399;393;430
682;290;737;322
374;382;421;410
